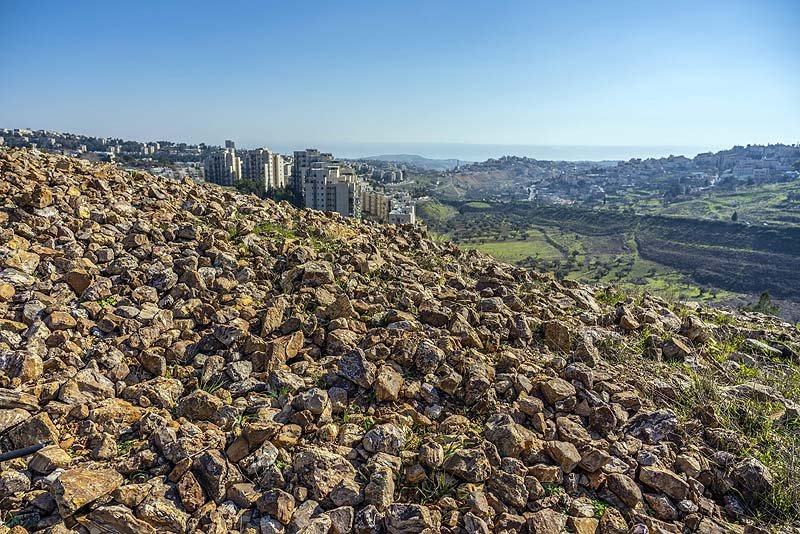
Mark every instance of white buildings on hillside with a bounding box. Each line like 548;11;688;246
304;161;362;218
292;148;333;200
203;147;241;186
200;143;416;223
241;148;288;191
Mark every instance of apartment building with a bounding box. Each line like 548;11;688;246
292;148;333;199
304;161;362;217
361;190;392;222
203;148;241;186
388;205;416;225
282;156;293;186
240;148;272;192
270;152;287;189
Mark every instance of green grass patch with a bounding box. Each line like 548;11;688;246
464;201;492;209
253;221;297;239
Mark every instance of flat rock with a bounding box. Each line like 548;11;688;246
51;467;123;517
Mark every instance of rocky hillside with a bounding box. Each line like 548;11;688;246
1;148;798;534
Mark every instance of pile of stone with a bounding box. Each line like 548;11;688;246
0;148;797;533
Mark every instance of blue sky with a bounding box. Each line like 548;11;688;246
1;0;798;154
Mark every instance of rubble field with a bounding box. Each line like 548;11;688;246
1;148;798;533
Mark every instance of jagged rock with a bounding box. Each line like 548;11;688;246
338;349;377;388
579;447;612;473
136;496;189;532
644;493;678;520
225;482;258;509
178;389;223;420
418;441;444;469
638;466;690;501
176;471;205;513
296;515;332;534
353;505;382;533
51;467;124;517
385;503;440;533
293;387;332;418
44;310;77;330
607;473;642;508
485;415;539;458
240;440;280;480
662;337;693;361
464;512;491;534
744;338;783;359
302;261;335;286
64;269;94;295
374;365;403;402
419;302;450;327
526;508;567;534
86;505;157;534
363;424;407;455
294;448;357;501
540;377;576;405
29;445;72;474
257;489;295;525
598;507;628;533
121;377;184;409
682;316;711;343
590;404;618;434
289;499;324;532
544;320;572;351
487;470;528;509
261;299;287;337
619;309;640;331
364;466;395;511
0;470;30;499
570;517;600;534
732;457;774;498
260;515;286;534
450;315;483;348
325;506;355;534
0;283;15;303
6;412;60;449
2;249;40;274
415;340;445;374
326;293;355;320
442;447;491;482
193;450;243;504
544;440;582;473
624;409;677;444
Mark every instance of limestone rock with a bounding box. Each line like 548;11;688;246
51;467;123;517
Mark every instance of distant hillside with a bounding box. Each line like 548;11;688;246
363;154;465;170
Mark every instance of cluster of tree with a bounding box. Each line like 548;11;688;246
232;179;300;207
740;291;780;316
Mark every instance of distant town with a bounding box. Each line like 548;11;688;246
2;127;799;228
432;145;800;209
0;128;417;226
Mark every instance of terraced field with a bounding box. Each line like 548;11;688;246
636;181;800;226
421;200;800;312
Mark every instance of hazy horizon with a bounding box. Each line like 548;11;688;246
0;123;763;162
270;142;734;163
1;0;798;149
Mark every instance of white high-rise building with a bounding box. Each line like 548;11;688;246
240;148;289;192
304;161;362;217
203;148;241;186
292;149;333;200
269;152;287;189
241;148;272;191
